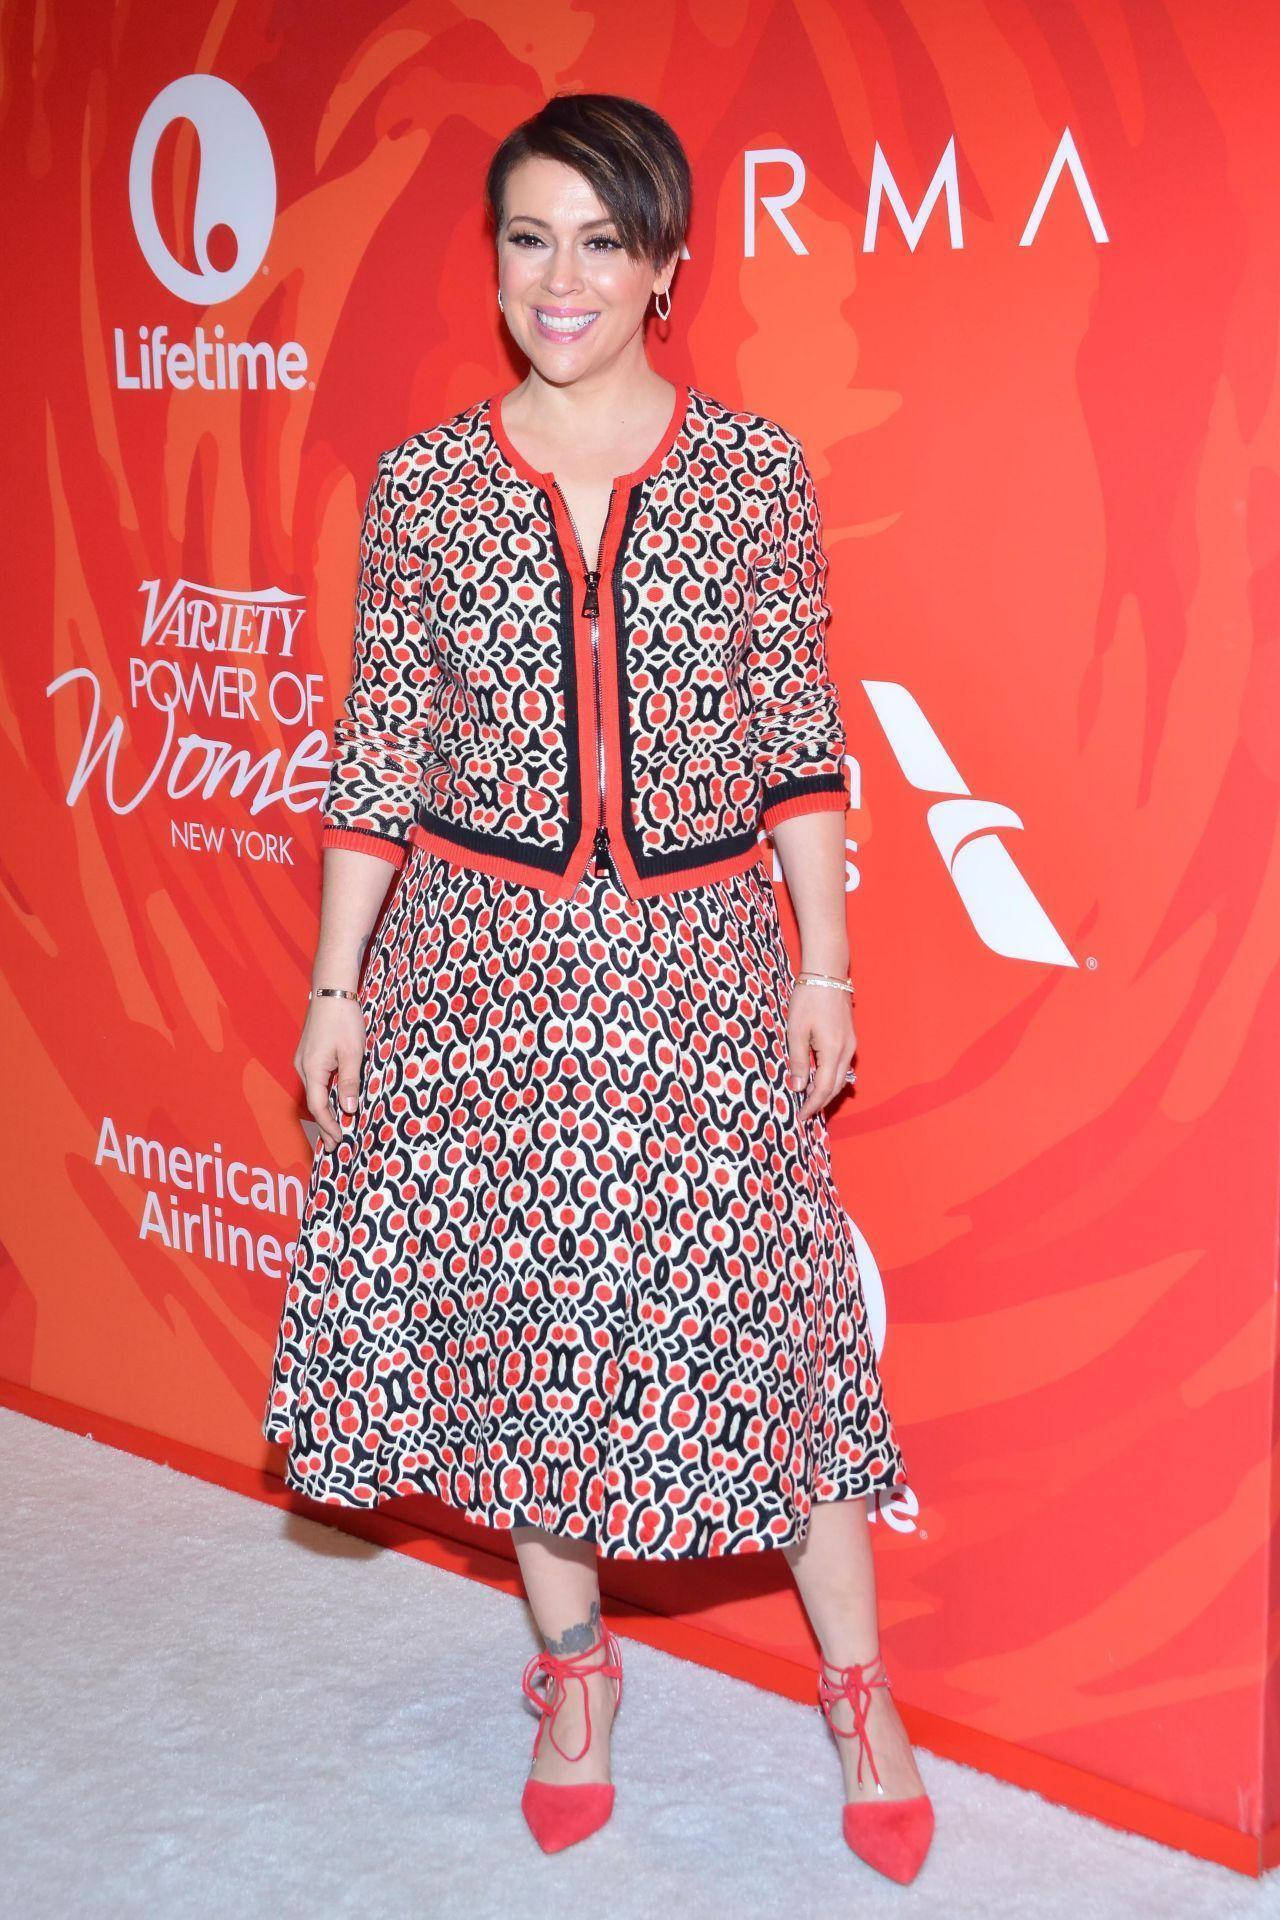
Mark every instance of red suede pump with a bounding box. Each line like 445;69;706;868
817;1650;935;1884
519;1625;624;1854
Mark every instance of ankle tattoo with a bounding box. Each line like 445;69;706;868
544;1598;602;1659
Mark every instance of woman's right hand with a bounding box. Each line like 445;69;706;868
295;996;367;1150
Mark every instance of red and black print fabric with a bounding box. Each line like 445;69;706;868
263;846;908;1558
318;384;853;901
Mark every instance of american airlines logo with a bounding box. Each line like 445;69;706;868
863;680;1075;968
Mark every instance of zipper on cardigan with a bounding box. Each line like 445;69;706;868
552;481;617;879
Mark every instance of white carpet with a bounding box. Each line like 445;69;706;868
0;1405;1273;1919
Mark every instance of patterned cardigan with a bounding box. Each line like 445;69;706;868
319;381;851;900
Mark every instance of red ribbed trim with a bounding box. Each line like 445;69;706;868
321;826;408;867
761;788;849;831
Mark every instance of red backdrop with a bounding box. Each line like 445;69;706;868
3;0;1278;1875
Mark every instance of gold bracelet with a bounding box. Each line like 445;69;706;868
308;986;359;1001
795;970;854;996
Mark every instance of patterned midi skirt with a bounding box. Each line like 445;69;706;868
262;843;908;1560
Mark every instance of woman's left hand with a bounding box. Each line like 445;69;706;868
786;981;856;1121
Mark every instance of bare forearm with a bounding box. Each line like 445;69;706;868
768;809;851;974
311;846;399;988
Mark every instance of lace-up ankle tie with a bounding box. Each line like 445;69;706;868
817;1650;891;1794
521;1627;625;1764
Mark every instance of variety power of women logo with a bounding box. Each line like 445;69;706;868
48;578;322;863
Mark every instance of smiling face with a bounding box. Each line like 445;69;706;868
496;154;676;382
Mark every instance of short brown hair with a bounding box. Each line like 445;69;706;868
485;92;691;271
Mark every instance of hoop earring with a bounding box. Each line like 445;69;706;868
654;285;671;321
497;288;504;312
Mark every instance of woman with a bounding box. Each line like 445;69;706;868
262;91;933;1883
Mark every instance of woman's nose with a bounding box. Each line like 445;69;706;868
542;252;584;296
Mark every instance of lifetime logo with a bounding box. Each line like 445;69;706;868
863;680;1075;969
116;74;307;391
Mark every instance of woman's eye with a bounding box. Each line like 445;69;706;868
506;232;621;251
